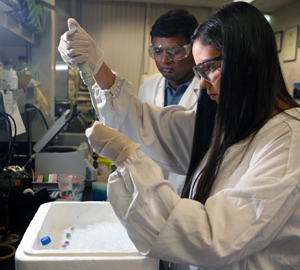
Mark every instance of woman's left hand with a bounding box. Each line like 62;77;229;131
85;122;140;166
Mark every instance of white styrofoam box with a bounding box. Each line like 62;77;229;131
15;201;159;270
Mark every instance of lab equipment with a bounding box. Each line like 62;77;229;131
67;23;100;120
17;0;43;33
58;174;85;201
25;79;49;116
23;188;34;195
148;44;192;61
66;233;71;239
92;180;107;201
3;60;18;89
15;202;159;270
15;56;31;89
49;191;59;200
32;109;97;189
192;55;222;83
40;236;53;249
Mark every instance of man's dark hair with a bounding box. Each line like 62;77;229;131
150;9;198;43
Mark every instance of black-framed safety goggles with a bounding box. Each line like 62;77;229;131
193;55;222;83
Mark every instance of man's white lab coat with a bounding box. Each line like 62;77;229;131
138;73;200;195
138;73;200;109
91;73;300;270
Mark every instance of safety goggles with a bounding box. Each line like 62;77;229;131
148;44;192;61
193;55;222;83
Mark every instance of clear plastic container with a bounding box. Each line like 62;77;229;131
3;60;18;89
58;174;85;201
15;56;31;89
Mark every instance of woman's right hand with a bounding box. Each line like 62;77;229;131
58;18;104;76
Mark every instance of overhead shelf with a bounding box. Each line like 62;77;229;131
0;9;39;46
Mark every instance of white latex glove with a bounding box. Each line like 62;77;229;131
58;18;104;76
86;122;140;167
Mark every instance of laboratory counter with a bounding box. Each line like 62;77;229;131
0;187;167;270
0;186;93;270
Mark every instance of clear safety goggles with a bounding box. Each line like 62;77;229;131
148;44;192;61
193;55;222;83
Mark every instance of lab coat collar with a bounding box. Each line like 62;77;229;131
155;76;200;109
155;79;166;107
179;76;200;110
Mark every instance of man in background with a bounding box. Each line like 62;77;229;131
139;9;200;196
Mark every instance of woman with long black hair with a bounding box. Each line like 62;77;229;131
59;2;300;269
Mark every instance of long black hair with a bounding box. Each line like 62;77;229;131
182;2;299;203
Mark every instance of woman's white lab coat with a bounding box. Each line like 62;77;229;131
92;73;300;270
138;73;200;195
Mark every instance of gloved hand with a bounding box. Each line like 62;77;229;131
86;122;140;167
58;18;104;76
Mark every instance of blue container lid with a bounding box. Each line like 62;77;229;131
41;236;51;246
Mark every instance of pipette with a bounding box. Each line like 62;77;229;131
67;24;101;121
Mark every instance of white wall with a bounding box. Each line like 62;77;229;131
271;0;300;96
82;2;146;95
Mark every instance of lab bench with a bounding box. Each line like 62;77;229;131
0;186;167;270
0;186;93;270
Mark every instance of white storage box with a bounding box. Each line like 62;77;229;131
15;202;159;270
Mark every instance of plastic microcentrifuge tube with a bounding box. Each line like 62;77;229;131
65;241;70;245
41;236;54;249
70;227;75;234
66;233;71;239
61;244;67;249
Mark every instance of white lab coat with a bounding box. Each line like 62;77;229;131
138;73;200;195
92;73;300;270
138;73;200;110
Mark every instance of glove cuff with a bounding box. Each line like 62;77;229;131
114;142;141;167
129;142;141;157
91;48;105;76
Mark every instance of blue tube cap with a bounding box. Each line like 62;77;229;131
41;236;51;246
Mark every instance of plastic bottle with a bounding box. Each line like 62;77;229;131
3;60;18;89
15;56;31;89
41;236;54;249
